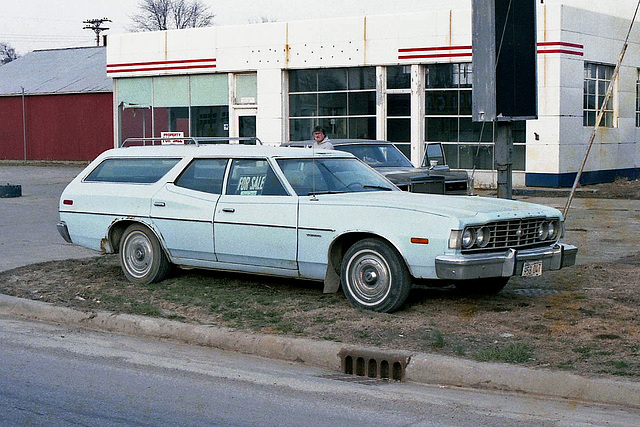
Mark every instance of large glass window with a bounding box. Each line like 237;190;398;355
386;66;412;156
115;74;230;144
153;107;189;138
425;63;525;171
191;106;229;137
191;74;229;137
236;74;257;104
583;62;614;127
289;67;376;141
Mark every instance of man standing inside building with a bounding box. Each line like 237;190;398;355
311;126;333;149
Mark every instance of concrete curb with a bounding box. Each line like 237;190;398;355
2;293;639;409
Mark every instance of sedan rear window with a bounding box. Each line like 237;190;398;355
85;158;181;183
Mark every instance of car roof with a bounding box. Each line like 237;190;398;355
98;144;352;159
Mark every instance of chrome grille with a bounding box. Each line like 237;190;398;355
463;217;553;253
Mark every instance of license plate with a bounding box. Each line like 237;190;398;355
522;260;543;277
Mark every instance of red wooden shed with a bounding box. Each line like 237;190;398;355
0;46;113;161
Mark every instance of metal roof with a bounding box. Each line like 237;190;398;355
0;46;111;96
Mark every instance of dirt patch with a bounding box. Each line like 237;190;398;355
1;178;639;381
1;253;639;380
574;177;640;199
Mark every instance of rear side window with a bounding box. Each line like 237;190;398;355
85;158;181;183
175;158;228;194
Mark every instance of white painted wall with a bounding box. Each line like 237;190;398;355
107;2;640;184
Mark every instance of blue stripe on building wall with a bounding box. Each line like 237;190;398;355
526;168;640;188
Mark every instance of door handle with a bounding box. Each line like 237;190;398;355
222;207;235;213
153;201;166;207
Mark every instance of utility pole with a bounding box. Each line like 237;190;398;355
83;18;111;46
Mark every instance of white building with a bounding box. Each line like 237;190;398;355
106;1;640;187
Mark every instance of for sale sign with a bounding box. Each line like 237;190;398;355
161;132;185;144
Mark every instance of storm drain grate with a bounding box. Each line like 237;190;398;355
339;348;411;382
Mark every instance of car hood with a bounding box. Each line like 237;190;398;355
310;191;561;222
376;167;467;182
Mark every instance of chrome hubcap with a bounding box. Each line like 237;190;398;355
346;249;392;306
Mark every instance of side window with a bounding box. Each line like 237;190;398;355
226;159;287;196
85;158;181;183
175;158;228;194
278;159;329;195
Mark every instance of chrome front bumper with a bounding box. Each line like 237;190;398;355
435;243;578;280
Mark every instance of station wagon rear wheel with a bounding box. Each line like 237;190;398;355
120;224;170;284
341;238;411;313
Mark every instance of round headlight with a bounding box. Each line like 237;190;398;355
462;228;476;249
476;226;491;247
537;221;549;241
548;220;559;240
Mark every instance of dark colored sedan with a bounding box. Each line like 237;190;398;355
284;139;472;195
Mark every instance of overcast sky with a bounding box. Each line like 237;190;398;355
0;0;636;56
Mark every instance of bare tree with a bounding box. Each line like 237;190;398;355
0;42;18;65
130;0;215;31
248;15;278;24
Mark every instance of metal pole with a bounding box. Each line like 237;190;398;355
495;121;513;199
21;86;26;163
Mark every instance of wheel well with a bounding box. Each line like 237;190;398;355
328;232;406;276
108;220;141;253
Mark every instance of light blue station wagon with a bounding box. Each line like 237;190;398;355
58;143;577;312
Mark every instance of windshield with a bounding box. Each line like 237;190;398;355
277;158;397;196
336;144;414;168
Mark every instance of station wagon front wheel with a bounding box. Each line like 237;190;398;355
119;224;170;284
341;238;411;313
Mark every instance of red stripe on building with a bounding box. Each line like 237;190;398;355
398;41;583;60
537;48;583;56
398;52;472;60
107;58;216;68
537;41;583;49
107;64;217;74
106;58;217;74
398;45;472;53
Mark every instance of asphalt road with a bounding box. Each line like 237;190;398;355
0;164;96;272
3;315;639;426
